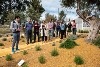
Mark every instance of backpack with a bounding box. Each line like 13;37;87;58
10;21;16;32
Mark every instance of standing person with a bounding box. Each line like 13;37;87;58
56;20;60;37
67;22;72;35
64;21;67;38
48;19;54;40
10;16;20;53
53;21;56;37
24;17;33;45
40;21;48;43
33;21;40;43
60;21;65;39
72;20;77;35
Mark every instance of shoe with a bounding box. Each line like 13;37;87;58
26;42;29;45
12;50;15;53
16;49;20;51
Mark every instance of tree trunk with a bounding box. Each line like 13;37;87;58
85;20;100;42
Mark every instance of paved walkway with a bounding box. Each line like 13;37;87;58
0;38;60;57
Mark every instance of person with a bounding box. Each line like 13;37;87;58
48;19;54;40
72;20;77;35
22;22;26;35
10;16;20;53
53;21;56;37
60;21;65;39
67;22;72;35
64;21;67;38
56;20;60;37
33;21;40;43
40;21;48;43
24;17;33;45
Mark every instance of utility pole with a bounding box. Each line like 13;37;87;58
58;8;59;20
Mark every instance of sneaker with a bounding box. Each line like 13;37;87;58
12;50;15;53
16;49;20;51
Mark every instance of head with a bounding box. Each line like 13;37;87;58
35;21;38;24
73;20;75;22
50;19;53;22
27;17;31;23
15;16;20;22
68;22;71;24
61;21;63;24
42;20;46;24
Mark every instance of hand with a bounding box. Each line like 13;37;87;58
17;28;20;31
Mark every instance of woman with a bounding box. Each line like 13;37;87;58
67;22;72;35
60;21;65;39
40;21;48;43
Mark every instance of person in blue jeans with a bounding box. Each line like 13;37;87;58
56;20;60;37
24;17;33;45
60;21;65;39
10;16;20;53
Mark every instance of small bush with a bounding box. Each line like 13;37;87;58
38;56;46;64
35;45;41;51
60;39;78;49
6;34;8;37
23;50;28;55
51;48;59;56
6;54;13;61
0;35;2;37
22;40;25;42
78;29;81;33
0;43;4;46
52;42;55;46
21;36;24;38
2;38;7;41
84;30;89;33
74;55;84;65
22;63;28;67
92;37;100;48
68;35;77;40
59;40;62;43
11;34;13;36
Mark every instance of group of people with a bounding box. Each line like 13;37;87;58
10;16;77;53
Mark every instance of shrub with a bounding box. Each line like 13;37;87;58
78;29;81;33
11;34;13;36
68;35;77;40
51;48;59;56
0;43;4;46
38;56;46;64
84;30;89;33
80;30;83;33
59;39;78;49
23;50;28;55
21;36;24;38
74;55;84;65
22;63;28;67
35;45;41;51
2;38;7;41
6;54;13;61
52;42;55;46
0;35;2;37
59;40;62;43
22;40;25;42
6;34;8;37
92;37;100;48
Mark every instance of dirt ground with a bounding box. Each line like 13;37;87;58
0;33;100;67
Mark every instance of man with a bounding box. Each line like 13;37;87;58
48;19;54;40
33;21;40;43
10;16;20;53
24;17;33;45
56;20;60;37
72;20;77;35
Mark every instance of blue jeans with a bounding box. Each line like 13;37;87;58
12;32;20;51
48;30;54;40
56;28;60;37
72;28;76;35
26;30;32;43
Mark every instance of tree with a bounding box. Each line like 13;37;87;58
59;10;66;21
61;0;100;42
45;13;57;22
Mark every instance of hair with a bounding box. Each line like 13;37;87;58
27;17;31;21
73;20;75;22
15;16;20;19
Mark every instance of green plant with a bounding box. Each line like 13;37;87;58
60;39;78;49
38;56;46;64
22;40;25;42
68;35;77;40
51;48;59;56
52;42;55;46
0;35;2;37
23;50;28;55
78;29;81;33
74;55;84;65
11;34;13;36
80;30;83;33
59;40;62;43
21;36;24;38
35;45;41;51
6;34;8;37
0;43;4;46
22;63;28;67
2;38;7;41
6;54;13;61
92;37;100;48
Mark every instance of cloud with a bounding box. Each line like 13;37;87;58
40;0;78;20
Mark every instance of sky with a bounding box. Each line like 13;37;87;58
40;0;79;21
